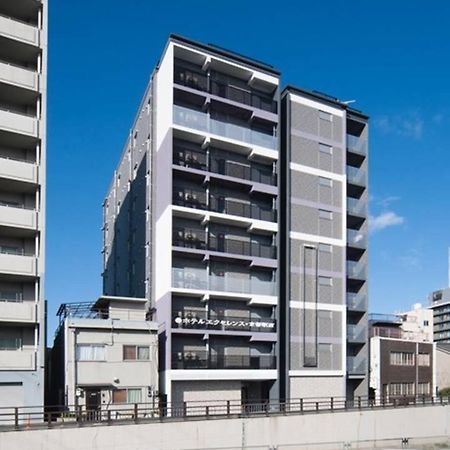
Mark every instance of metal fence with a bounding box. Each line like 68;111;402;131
0;394;448;432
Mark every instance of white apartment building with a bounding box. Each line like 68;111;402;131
0;0;47;409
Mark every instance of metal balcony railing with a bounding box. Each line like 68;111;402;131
209;195;275;222
208;235;276;259
171;352;276;370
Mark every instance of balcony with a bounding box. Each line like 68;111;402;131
347;260;367;281
347;355;367;376
0;14;39;46
0;156;37;183
347;324;367;344
347;292;367;313
0;203;37;230
0;252;37;276
0;349;36;370
0;59;38;91
0;301;36;323
174;62;277;114
173;143;276;186
0;107;37;137
172;310;276;332
347;229;367;249
347;165;367;187
173;228;207;250
171;352;276;370
347;197;367;218
347;134;367;157
173;105;277;150
208;235;276;259
172;268;276;296
209;195;275;222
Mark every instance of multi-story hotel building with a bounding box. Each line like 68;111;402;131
429;287;450;343
103;34;369;404
0;0;47;409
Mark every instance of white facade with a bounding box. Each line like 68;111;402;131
51;297;158;410
0;0;47;409
398;304;433;342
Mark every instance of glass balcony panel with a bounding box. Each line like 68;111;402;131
347;355;367;375
347;293;367;312
347;324;367;343
347;165;367;186
347;197;367;217
173;105;277;150
347;134;367;155
347;260;368;280
347;229;367;249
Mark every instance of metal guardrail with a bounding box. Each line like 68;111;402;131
0;395;447;432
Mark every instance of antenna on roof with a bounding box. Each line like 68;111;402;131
342;100;356;105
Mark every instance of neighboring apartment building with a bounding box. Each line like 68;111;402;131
102;34;370;404
370;313;435;400
0;0;47;409
49;296;158;410
429;287;450;343
280;88;369;400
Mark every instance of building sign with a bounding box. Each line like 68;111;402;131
174;317;275;330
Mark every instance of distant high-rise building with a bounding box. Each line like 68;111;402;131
0;0;47;408
102;34;369;404
429;287;450;343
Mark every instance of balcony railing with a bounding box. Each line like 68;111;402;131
173;147;208;171
347;355;367;375
172;268;276;296
347;229;367;249
347;197;367;218
173;229;207;250
347;260;367;280
173;64;277;114
347;134;367;156
172;310;276;332
173;105;277;150
172;188;208;210
347;293;367;312
171;352;276;370
347;324;367;344
209;195;275;222
208;235;276;259
347;166;367;187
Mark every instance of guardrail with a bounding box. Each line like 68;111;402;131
0;395;447;432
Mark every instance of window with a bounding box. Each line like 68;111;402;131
76;344;105;361
0;337;21;350
418;382;430;395
318;276;333;286
319;209;333;220
319;243;332;253
319;177;332;187
123;345;150;361
0;291;22;303
418;353;430;367
319;143;333;154
319;110;332;122
389;382;414;396
423;320;429;326
390;351;414;366
113;388;142;404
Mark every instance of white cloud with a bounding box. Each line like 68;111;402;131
375;113;423;139
376;195;401;209
369;211;404;233
399;248;421;269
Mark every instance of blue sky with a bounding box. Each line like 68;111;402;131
46;0;450;336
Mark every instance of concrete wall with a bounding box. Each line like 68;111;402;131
2;404;450;449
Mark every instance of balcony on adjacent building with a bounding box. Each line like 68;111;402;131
0;155;37;184
173;104;277;150
171;351;276;370
0;300;36;323
347;229;367;250
347;323;367;344
0;59;38;91
346;134;367;157
0;107;37;137
0;13;39;47
347;165;367;188
0;249;37;277
347;292;368;313
347;196;367;219
347;355;367;376
347;260;368;281
0;202;37;230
